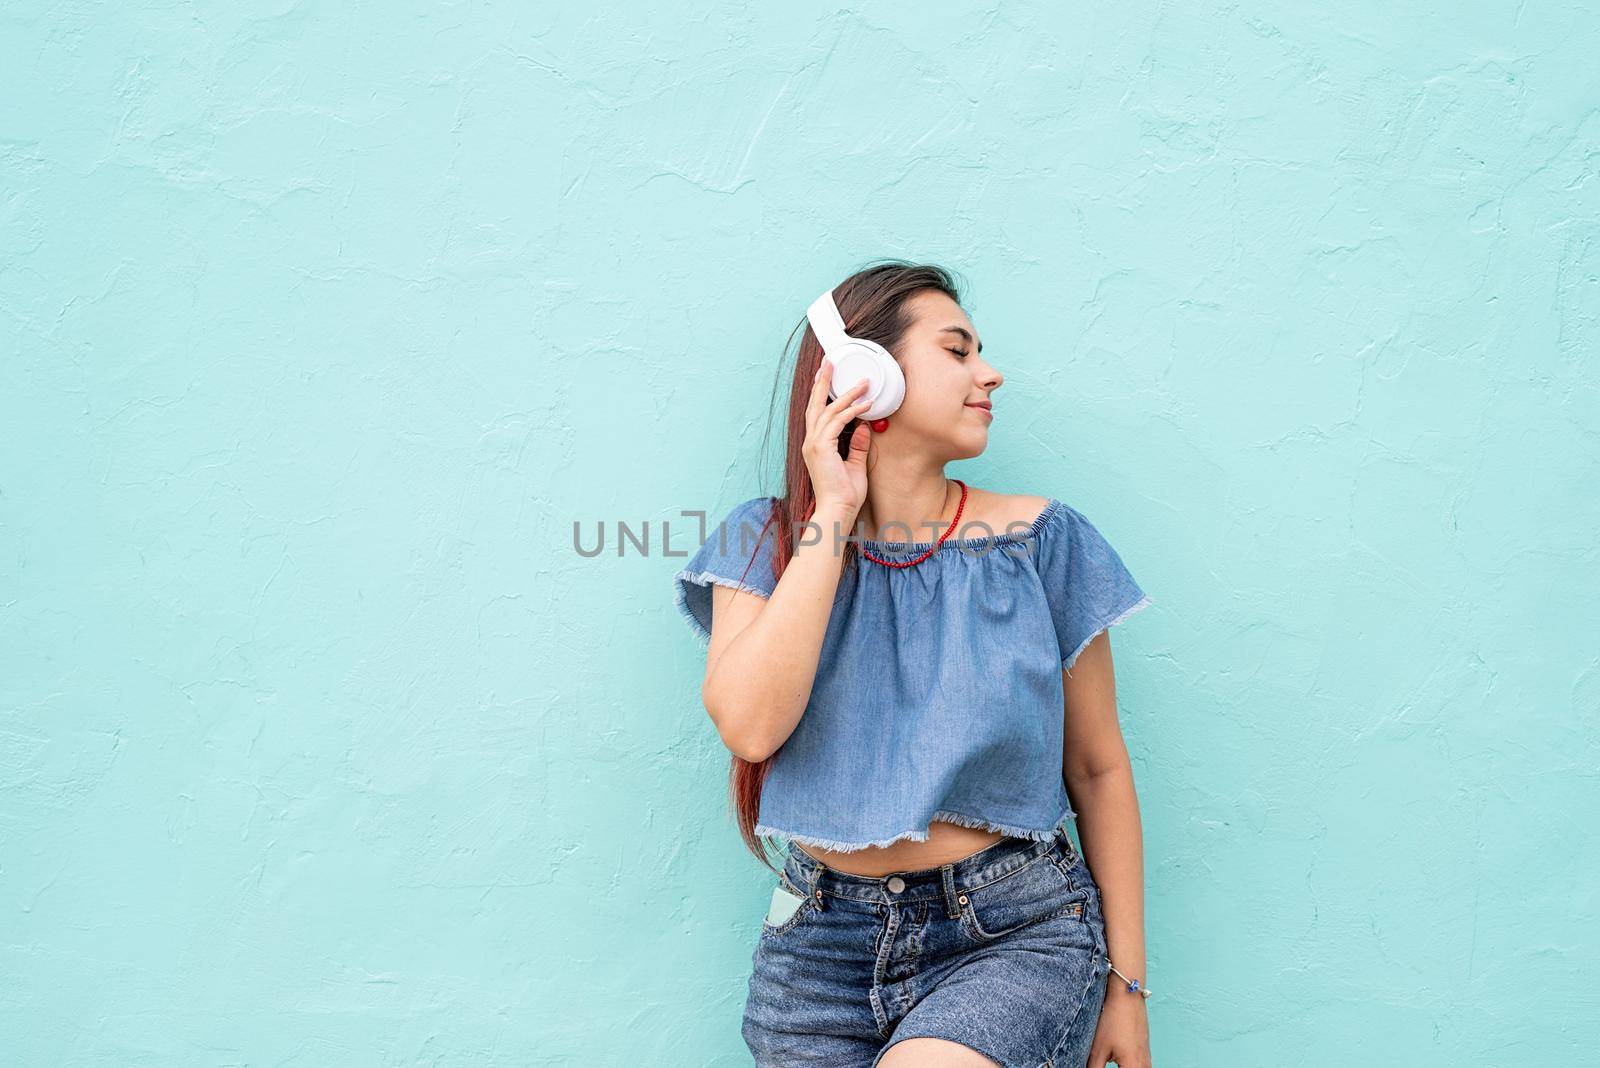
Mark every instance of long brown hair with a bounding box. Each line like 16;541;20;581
731;259;966;870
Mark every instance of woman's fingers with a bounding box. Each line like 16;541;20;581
843;419;872;468
821;395;872;443
825;376;871;422
806;363;871;439
804;360;836;437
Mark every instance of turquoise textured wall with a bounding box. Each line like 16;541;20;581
3;2;1596;1064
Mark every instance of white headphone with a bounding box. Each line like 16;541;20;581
806;286;905;423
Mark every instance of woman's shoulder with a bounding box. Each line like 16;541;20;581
957;486;1058;541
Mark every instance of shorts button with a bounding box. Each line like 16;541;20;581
886;876;906;893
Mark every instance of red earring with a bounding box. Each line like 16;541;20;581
869;418;890;433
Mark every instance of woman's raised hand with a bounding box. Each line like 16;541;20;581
802;360;873;519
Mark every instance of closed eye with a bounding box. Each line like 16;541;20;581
948;347;970;359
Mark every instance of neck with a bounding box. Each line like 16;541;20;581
857;461;956;545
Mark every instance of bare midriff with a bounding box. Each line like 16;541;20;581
791;819;1009;878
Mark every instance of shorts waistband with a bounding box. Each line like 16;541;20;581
781;825;1079;920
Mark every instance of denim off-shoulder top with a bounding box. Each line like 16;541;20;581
670;494;1152;853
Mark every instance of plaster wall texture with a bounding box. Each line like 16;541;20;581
2;2;1596;1064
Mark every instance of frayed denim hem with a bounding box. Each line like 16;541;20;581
671;568;773;647
755;807;1077;854
1062;594;1153;672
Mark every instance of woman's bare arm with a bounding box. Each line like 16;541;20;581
700;503;856;762
699;360;873;763
1061;631;1150;1013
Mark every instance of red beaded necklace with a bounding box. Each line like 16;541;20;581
859;479;969;568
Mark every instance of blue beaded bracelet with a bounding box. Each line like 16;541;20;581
1107;961;1152;999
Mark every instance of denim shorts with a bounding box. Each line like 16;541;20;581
742;825;1110;1067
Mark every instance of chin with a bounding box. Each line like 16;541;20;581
951;432;989;460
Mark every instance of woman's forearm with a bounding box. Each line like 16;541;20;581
1066;763;1148;987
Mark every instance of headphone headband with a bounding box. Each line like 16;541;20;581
806;289;851;352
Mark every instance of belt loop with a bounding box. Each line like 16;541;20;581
805;858;827;911
1055;824;1077;862
940;863;960;920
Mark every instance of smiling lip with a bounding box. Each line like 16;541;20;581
965;401;993;418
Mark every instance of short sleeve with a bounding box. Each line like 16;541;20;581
670;496;782;646
1033;502;1153;671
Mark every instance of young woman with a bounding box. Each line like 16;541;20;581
672;261;1156;1068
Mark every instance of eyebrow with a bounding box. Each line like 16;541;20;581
940;325;983;353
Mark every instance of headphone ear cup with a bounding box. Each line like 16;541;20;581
826;339;901;422
857;340;903;422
